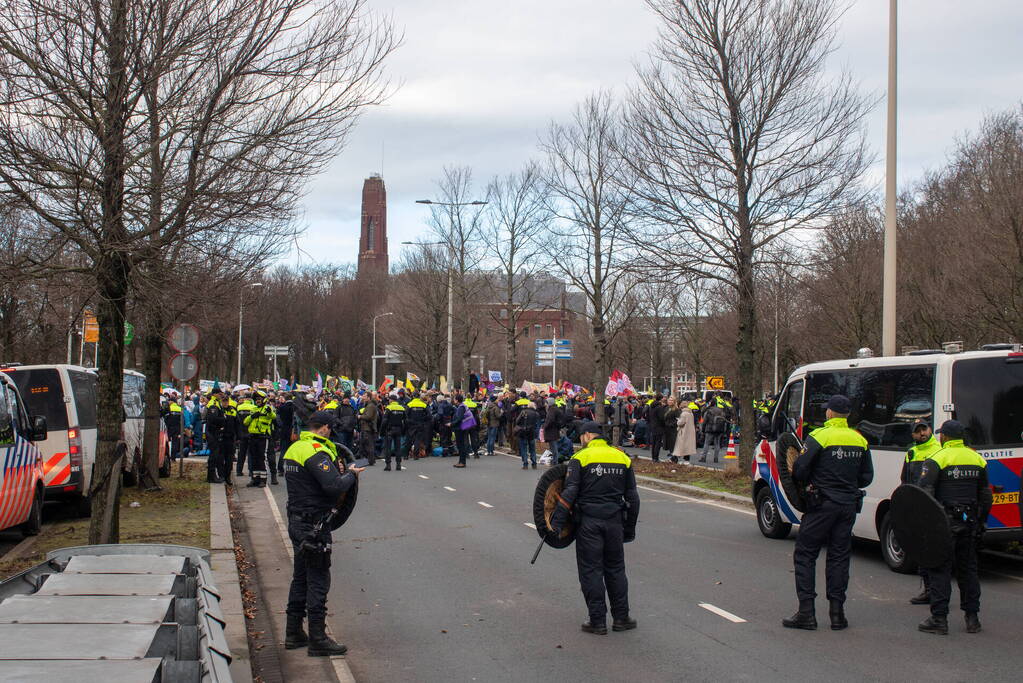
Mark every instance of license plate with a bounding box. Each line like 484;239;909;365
992;492;1020;505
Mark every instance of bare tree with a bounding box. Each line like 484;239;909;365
625;0;871;466
0;0;396;542
425;166;489;389
482;163;552;383
541;92;638;420
386;245;449;382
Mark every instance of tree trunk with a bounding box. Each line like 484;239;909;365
592;316;607;423
88;0;130;545
735;237;758;472
141;324;164;487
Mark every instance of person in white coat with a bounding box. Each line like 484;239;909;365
671;406;697;463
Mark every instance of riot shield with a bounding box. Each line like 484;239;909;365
532;463;576;549
890;484;952;569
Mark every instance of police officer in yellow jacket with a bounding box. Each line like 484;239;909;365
916;420;992;635
284;411;364;656
551;421;640;635
784;395;873;631
243;391;277;487
902;420;942;605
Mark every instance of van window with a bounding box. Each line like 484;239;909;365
953;357;1023;448
805;366;935;449
0;385;14;446
774;380;804;435
68;371;98;429
8;368;68;431
123;373;145;419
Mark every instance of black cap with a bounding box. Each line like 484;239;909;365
579;420;604;435
825;394;851;414
308;411;335;428
210;387;223;395
936;420;965;438
912;420;931;432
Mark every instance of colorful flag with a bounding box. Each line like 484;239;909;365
379;375;394;393
439;375;448;393
406;372;420;390
488;370;502;382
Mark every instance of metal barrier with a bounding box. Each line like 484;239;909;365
0;543;232;682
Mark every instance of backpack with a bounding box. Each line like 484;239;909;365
711;414;727;433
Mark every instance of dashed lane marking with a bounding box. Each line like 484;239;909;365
418;474;430;479
478;501;494;508
699;603;747;623
444;486;456;491
525;522;536;529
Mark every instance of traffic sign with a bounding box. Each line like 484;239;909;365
169;353;199;382
555;339;571;346
555;353;573;359
535;339;553;346
706;376;726;390
167;323;200;353
535;360;554;367
263;345;289;356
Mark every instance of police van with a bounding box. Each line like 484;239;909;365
0;370;47;536
752;345;1023;573
3;365;155;517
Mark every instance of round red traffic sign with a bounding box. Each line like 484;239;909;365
169;353;199;382
167;323;200;353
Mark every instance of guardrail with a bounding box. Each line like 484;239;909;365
0;543;232;682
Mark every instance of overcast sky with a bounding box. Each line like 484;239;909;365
290;0;1023;267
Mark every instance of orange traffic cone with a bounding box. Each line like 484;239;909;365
724;430;737;459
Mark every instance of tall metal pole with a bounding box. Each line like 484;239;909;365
551;335;557;388
372;312;393;390
882;0;898;356
446;253;454;390
236;293;244;385
773;275;780;394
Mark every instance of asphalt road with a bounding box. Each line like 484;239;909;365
266;452;1023;683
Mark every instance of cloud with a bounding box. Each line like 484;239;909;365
291;0;1023;266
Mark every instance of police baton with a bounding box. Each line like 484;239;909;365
530;536;545;565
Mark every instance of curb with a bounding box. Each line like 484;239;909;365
210;484;253;683
633;474;751;505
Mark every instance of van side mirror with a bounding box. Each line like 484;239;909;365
30;415;47;441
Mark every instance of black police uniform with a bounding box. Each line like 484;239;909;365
284;429;357;654
552;434;640;633
380;401;407;470
786;406;873;630
405;398;431;459
917;423;992;634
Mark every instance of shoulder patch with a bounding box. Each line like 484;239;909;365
312;443;321;449
320;461;330;471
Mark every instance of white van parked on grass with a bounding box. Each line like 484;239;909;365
0;370;47;536
752;345;1023;573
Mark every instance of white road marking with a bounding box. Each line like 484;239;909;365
444;486;456;491
263;485;293;560
699;603;747;623
983;569;1023;583
418;474;430;479
524;522;536;529
636;485;755;517
478;501;494;508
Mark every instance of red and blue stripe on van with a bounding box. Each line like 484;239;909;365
757;440;801;524
984;456;1022;530
0;434;42;530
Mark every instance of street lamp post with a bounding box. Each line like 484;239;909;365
408;197;487;392
882;0;898;356
371;312;393;389
237;282;263;385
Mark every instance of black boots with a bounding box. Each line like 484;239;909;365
612;616;637;632
918;615;949;635
284;614;308;650
270;470;278;485
395;461;402;471
909;589;930;605
580;621;608;635
829;601;848;631
782;602;817;630
965;612;981;633
383;463;391;471
308;618;347;656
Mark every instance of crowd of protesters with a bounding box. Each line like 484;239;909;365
159;382;756;486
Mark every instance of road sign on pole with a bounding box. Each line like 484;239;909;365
167;323;200;353
169;353;199;382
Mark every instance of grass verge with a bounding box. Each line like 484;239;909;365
632;459;752;497
0;461;210;578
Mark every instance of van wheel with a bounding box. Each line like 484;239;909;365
756;488;792;539
881;512;917;574
20;488;43;537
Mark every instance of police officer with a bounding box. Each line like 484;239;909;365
235;393;256;478
204;388;225;483
783;395;873;631
902;420;942;605
380;394;406;471
243;391;276;487
405;392;431;460
283;410;364;656
551;421;640;635
205;388;237;485
916;420;991;635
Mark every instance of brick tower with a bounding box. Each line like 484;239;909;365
357;174;388;277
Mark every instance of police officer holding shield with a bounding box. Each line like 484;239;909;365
283;410;364;656
783;395;873;631
551;421;640;635
902;420;942;605
916;420;992;635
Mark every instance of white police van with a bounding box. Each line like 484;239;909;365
752;344;1023;572
0;370;47;536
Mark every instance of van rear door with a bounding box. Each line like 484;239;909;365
952;356;1023;533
